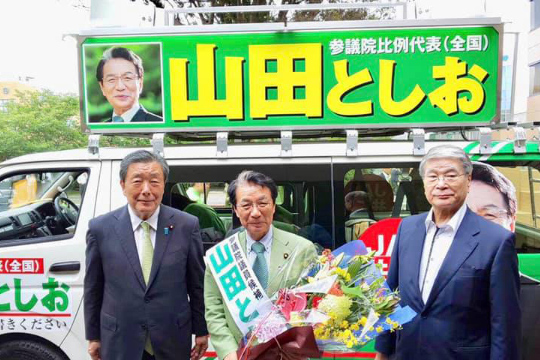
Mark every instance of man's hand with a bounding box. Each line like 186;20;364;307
224;352;238;360
375;352;389;360
88;340;101;360
190;335;209;360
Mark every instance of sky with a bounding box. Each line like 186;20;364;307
0;0;532;114
0;0;90;94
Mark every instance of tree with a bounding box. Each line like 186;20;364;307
165;0;396;25
0;91;86;162
0;90;150;162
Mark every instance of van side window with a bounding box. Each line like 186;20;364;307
338;167;431;243
0;170;88;244
160;164;333;251
495;166;540;254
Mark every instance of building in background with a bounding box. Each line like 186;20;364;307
416;0;529;124
0;80;37;112
529;0;540;122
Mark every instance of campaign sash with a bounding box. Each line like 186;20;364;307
205;233;272;335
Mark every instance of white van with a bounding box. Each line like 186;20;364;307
1;7;538;360
0;137;539;359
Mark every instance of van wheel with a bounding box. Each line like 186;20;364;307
0;340;66;360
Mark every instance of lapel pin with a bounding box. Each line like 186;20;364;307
283;253;289;259
164;225;174;235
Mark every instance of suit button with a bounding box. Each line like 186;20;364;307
145;297;150;303
142;324;147;330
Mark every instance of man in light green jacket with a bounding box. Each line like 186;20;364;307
204;170;317;360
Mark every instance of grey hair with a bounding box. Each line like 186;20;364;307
419;145;472;177
119;150;169;182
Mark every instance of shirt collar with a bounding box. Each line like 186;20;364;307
113;103;140;123
127;204;160;232
246;226;273;253
425;202;468;232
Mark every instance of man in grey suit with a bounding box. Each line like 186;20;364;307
84;150;208;360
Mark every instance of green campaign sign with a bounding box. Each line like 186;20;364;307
80;22;501;134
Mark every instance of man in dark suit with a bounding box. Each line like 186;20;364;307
84;150;208;360
375;145;521;360
95;47;163;123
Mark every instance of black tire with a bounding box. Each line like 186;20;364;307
0;340;66;360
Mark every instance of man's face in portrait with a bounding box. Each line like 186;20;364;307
467;180;515;232
99;58;142;115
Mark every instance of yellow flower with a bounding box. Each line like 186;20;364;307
340;320;349;329
317;295;352;322
376;326;384;333
359;316;367;326
351;323;360;331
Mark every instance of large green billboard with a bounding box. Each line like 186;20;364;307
80;21;501;134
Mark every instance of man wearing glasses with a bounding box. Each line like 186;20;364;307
375;145;520;360
96;47;163;123
204;170;317;360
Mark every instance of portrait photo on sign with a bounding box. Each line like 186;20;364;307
83;43;164;124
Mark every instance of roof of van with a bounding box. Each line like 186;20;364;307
1;140;485;167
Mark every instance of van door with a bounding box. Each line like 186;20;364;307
0;161;100;360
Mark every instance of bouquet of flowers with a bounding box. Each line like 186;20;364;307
237;240;416;360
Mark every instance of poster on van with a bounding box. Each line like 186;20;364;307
0;258;72;332
83;43;164;125
79;20;502;135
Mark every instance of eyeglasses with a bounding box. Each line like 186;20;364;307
238;201;271;212
103;73;139;87
424;173;465;184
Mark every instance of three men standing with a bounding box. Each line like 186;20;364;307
375;145;521;360
84;150;208;360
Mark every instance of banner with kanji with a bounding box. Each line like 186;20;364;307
0;258;72;332
205;234;272;335
80;21;501;134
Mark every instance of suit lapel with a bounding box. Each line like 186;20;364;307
424;209;479;309
268;228;296;297
132;107;146;122
407;216;428;309
146;206;173;292
116;206;146;290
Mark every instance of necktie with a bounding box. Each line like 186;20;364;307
140;221;154;285
112;115;124;122
140;221;154;355
251;241;268;289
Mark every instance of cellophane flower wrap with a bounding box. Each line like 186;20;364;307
237;240;416;359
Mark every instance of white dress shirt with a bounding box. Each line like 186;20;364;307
127;205;160;267
245;227;273;268
418;203;467;303
112;103;140;123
